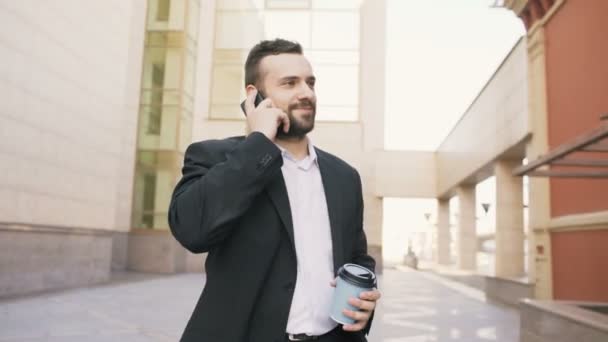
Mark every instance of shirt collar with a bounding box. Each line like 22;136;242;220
275;138;318;170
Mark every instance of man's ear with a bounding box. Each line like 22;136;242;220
245;84;257;97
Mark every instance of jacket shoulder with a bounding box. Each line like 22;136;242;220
185;136;245;164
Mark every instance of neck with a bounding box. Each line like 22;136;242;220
276;136;309;160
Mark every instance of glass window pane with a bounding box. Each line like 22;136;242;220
157;0;171;21
217;0;265;10
312;0;362;9
214;49;248;65
210;104;244;120
264;11;311;48
187;0;199;39
307;50;359;65
168;0;186;31
312;12;359;49
211;64;244;105
265;0;310;9
314;65;358;106
216;12;265;49
316;105;358;122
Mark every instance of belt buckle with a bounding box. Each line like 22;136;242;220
288;333;317;341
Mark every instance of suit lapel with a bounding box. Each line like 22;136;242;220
265;174;295;249
316;149;344;274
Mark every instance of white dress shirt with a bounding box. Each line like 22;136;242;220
277;141;338;335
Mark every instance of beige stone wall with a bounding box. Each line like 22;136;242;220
436;38;529;198
0;1;147;232
374;151;436;198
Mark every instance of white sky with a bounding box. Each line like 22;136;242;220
382;0;525;262
384;0;525;151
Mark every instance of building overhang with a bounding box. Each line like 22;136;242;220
513;114;608;178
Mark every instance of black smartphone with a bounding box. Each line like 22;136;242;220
240;92;265;115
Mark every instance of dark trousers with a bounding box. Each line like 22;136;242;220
285;326;354;342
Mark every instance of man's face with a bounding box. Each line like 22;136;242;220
258;53;317;139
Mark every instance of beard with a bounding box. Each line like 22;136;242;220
276;99;316;140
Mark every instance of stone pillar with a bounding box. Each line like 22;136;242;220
457;185;477;270
495;160;525;278
526;27;553;299
436;199;451;265
360;0;387;273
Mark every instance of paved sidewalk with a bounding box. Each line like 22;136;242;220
0;268;519;341
377;267;519;341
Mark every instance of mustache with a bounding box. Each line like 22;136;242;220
288;100;315;110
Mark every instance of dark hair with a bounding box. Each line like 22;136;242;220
244;39;303;88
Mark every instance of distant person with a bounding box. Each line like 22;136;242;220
168;38;380;342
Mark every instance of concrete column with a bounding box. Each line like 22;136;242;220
436;199;451;265
495;160;525;278
457;185;477;270
360;0;387;273
526;27;553;299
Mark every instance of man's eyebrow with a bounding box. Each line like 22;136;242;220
278;76;299;82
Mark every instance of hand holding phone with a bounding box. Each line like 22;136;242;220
242;89;290;141
240;92;264;115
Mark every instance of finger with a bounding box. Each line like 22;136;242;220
359;290;381;301
348;297;375;311
278;112;290;133
258;98;274;108
342;322;365;332
342;308;370;322
243;89;257;114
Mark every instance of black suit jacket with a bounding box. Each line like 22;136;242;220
168;132;376;342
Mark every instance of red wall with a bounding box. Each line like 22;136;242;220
544;0;608;217
544;0;608;301
551;229;608;301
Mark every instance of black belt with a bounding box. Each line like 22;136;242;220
286;326;340;341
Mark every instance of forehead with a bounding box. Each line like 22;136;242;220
259;53;314;81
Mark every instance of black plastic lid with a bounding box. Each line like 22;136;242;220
337;263;376;288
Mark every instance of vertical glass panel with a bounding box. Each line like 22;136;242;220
217;0;265;10
312;0;363;9
263;11;311;48
163;48;184;90
186;0;200;39
183;53;196;97
179;112;193;152
142;172;157;228
168;0;186;31
214;49;248;65
157;0;171;21
138;105;178;150
132;0;198;230
265;0;310;9
210;105;244;120
307;50;359;65
211;64;244;108
314;65;358;106
315;105;358;122
215;12;265;49
311;12;359;49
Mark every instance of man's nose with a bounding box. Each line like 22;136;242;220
297;83;315;100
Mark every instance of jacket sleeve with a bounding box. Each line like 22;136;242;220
168;132;282;253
